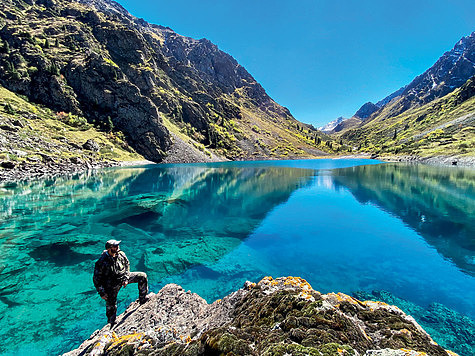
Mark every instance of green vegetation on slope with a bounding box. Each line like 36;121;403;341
0;0;338;162
0;85;143;166
338;76;475;158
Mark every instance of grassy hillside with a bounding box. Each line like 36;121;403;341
338;77;475;158
0;85;144;167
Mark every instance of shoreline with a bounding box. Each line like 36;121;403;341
1;154;473;184
376;154;475;167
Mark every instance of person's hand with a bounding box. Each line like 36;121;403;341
101;295;108;301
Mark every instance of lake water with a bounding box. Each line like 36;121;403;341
0;159;474;355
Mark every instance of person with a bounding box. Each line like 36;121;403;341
93;239;148;326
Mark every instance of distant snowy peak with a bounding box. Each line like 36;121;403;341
319;102;378;133
318;116;347;132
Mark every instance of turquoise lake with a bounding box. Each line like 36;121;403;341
0;159;474;355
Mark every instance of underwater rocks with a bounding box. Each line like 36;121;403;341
64;277;457;356
354;290;474;356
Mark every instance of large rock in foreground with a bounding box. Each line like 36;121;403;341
65;277;457;356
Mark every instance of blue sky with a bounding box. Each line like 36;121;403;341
115;0;475;127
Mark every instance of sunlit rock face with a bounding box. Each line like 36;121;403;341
65;277;454;356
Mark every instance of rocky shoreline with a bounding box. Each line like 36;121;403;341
376;154;475;167
0;158;120;184
1;153;473;184
65;277;458;356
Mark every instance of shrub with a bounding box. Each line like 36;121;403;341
4;103;16;115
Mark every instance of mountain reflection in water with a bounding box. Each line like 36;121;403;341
331;163;475;277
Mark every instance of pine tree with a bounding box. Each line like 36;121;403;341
44;39;50;49
6;61;14;72
49;62;60;76
105;116;114;132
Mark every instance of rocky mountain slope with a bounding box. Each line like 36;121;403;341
320;90;406;134
331;31;475;159
0;84;146;182
0;0;333;168
390;31;475;116
341;75;475;161
64;277;458;356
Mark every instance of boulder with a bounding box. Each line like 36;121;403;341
82;139;100;152
1;161;15;169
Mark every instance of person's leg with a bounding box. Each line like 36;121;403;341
127;272;148;302
105;287;120;325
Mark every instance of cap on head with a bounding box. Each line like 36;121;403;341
105;239;121;249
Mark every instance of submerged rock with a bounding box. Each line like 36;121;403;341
64;277;457;356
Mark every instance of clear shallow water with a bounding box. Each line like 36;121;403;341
0;159;474;355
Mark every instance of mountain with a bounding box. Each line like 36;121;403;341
0;0;331;165
375;86;406;107
357;30;475;125
354;102;379;119
0;84;145;182
320;102;379;134
318;116;346;132
398;31;475;111
341;74;475;159
331;116;362;133
334;31;475;159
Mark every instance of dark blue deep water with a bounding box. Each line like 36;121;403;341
0;159;474;355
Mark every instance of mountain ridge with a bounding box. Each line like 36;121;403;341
324;30;475;159
0;0;332;168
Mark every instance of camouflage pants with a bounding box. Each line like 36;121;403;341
105;272;148;324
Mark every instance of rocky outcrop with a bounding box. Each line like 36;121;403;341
65;277;457;356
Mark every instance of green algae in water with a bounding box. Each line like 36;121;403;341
0;159;474;355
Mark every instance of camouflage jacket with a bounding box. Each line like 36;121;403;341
93;250;130;296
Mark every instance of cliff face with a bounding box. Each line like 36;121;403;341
65;277;456;356
0;0;329;163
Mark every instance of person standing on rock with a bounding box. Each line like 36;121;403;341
93;240;149;326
